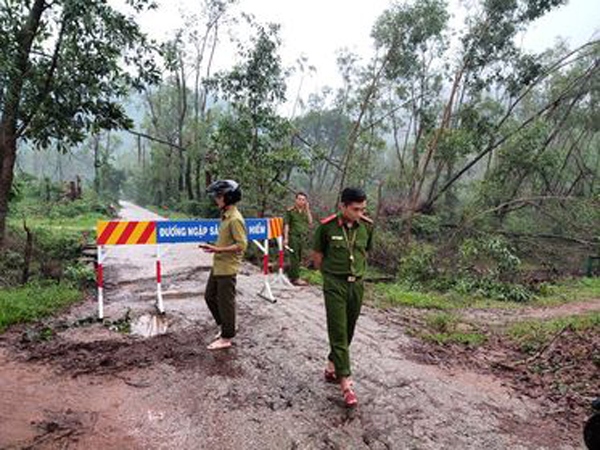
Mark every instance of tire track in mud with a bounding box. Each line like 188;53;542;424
0;202;584;449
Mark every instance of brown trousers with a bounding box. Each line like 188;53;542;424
204;272;237;339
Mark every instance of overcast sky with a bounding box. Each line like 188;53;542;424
129;0;599;114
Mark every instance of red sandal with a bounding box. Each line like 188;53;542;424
324;368;337;383
343;387;358;407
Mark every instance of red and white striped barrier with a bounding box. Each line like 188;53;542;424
96;217;292;318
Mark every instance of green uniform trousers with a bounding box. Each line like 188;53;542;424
204;272;237;339
323;273;364;378
287;234;304;281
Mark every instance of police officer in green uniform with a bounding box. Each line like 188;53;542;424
284;192;313;286
200;180;248;351
312;187;373;407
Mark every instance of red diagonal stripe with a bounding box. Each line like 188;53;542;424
116;221;139;245
98;221;119;245
136;221;156;244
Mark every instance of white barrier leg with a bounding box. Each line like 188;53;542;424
156;244;165;314
255;239;276;303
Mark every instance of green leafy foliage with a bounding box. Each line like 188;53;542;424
398;242;438;287
3;174;108;287
372;0;449;81
452;276;532;302
207;23;309;214
411;214;442;239
1;0;159;147
64;263;96;288
299;268;323;286
459;236;521;280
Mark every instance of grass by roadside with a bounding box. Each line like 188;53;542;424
370;277;599;351
506;311;600;354
9;196;112;234
8;212;106;233
370;282;524;310
371;277;600;311
414;311;488;346
533;277;600;306
0;283;82;332
2;189;112;333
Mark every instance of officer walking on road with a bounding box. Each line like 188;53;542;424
200;180;248;350
312;187;373;407
284;191;313;286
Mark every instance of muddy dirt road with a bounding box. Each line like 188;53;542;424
0;202;586;449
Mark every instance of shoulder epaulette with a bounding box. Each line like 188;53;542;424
320;214;337;224
286;206;295;211
360;214;374;224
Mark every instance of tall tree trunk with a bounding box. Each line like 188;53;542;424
186;155;193;200
0;0;46;248
0;134;17;248
21;219;33;284
196;157;202;199
337;55;389;199
375;181;383;223
401;62;466;244
93;134;100;194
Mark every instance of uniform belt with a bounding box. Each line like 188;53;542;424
326;273;363;283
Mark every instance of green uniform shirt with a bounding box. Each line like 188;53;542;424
313;213;374;278
285;207;310;237
212;205;248;276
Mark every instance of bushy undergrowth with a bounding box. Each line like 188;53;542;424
393;236;537;302
2;175;110;288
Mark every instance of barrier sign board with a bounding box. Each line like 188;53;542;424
245;219;269;241
95;217;284;319
97;218;270;245
156;220;220;244
97;221;157;246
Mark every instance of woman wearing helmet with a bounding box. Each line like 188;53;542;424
200;180;247;350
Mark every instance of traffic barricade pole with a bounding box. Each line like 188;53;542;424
97;245;105;319
269;217;294;289
156;244;165;314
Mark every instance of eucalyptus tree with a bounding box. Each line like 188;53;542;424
136;0;236;206
370;0;581;241
0;0;159;247
372;0;449;186
208;22;308;215
414;0;571;211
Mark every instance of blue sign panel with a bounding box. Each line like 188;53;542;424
156;218;269;244
156;220;220;244
246;218;268;240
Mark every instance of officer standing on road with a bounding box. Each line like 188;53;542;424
284;191;313;286
200;180;247;350
312;187;373;408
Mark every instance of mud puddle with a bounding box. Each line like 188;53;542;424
130;313;170;337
